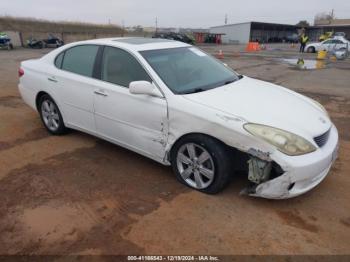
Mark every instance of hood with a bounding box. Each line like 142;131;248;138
182;76;331;139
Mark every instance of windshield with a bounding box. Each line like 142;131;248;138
140;47;239;94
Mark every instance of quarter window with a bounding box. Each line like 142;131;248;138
101;46;151;87
61;45;99;77
54;52;64;68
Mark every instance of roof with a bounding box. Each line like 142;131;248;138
211;21;301;29
310;24;350;29
80;37;190;51
211;22;251;29
113;37;173;45
315;19;350;26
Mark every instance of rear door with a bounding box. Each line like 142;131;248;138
54;44;101;133
93;46;168;161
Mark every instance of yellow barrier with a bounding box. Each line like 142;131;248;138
317;50;327;60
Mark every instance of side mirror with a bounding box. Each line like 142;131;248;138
129;81;163;98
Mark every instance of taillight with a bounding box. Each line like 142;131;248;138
18;68;24;77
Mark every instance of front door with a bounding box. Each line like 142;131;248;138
93;46;168;161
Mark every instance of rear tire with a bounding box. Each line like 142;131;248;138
39;94;67;135
170;134;232;194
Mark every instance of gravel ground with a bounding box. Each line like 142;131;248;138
0;46;349;257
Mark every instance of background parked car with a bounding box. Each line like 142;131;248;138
0;32;14;50
334;32;346;38
285;33;299;43
26;37;44;49
42;34;64;48
153;32;195;44
267;37;283;43
306;37;350;53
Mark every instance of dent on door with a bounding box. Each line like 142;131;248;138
93;82;168;162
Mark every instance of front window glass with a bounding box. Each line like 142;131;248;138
140;47;239;94
101;46;151;87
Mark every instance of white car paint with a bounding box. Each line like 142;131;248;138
18;37;339;199
306;37;350;53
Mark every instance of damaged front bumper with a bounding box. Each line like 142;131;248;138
247;125;339;199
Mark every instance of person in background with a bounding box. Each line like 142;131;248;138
299;33;309;53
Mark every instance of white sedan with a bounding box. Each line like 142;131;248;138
306;37;350;53
18;38;338;199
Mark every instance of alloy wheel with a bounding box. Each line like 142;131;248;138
41;100;60;132
176;143;215;189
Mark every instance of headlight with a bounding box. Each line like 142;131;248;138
309;98;329;117
244;123;316;156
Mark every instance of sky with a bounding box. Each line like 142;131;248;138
2;0;350;28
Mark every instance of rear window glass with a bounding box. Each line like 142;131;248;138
62;45;99;77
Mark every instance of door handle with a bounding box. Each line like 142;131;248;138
94;89;108;97
48;77;58;83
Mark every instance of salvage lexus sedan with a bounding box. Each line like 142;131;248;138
18;37;339;199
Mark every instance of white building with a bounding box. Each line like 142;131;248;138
210;22;301;44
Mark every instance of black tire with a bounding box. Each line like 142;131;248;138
307;47;315;53
38;94;67;135
170;134;232;194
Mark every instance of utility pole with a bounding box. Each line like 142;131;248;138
155;17;158;33
225;14;228;25
121;19;125;37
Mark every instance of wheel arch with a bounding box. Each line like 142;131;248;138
167;132;248;169
169;132;226;155
307;46;316;53
35;92;63;119
35;91;50;111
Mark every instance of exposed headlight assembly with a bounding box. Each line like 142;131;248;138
244;123;316;156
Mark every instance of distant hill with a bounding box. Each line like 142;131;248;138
0;16;124;35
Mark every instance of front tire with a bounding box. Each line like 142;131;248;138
171;135;232;194
39;94;67;135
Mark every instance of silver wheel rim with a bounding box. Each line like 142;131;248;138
176;143;215;189
41;100;60;131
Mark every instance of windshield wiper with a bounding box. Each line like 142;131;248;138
224;80;235;85
224;75;243;86
180;88;206;94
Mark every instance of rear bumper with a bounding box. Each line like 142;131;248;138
250;125;339;199
18;83;36;110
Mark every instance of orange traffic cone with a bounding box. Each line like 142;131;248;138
217;50;224;59
246;42;260;52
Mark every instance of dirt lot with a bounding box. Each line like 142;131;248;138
0;46;349;257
